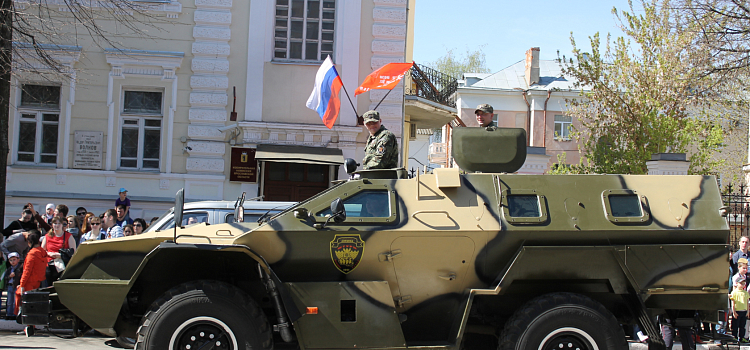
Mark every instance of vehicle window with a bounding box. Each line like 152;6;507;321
608;195;642;217
161;211;209;230
507;195;541;217
318;190;390;218
226;212;270;223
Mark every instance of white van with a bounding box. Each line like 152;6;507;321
146;200;295;232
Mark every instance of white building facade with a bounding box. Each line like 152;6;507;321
4;0;414;224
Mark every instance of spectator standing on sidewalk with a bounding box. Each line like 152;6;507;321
733;236;750;276
123;224;134;237
2;206;37;238
43;204;54;224
40;217;76;286
75;207;87;226
80;212;95;234
103;209;124;239
4;252;21;320
26;203;51;233
66;215;81;247
54;204;68;220
1;231;30;261
732;278;750;342
133;218;148;235
80;217;104;243
115;205;133;228
15;230;47;336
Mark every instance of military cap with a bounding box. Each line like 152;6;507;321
475;104;494;114
363;110;381;123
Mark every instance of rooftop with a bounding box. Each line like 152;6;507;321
464;59;579;91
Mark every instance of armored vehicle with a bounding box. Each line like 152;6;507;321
22;127;729;350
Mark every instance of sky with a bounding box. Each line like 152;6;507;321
412;0;641;72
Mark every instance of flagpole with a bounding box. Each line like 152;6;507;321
374;88;393;110
339;79;358;119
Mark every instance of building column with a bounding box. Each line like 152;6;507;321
370;0;408;156
186;0;232;176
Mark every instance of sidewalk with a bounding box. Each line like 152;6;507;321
628;340;747;349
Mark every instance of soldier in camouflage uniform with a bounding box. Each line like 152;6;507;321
475;104;497;127
362;110;398;169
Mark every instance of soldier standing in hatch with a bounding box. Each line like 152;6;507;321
362;110;398;169
475;104;497;128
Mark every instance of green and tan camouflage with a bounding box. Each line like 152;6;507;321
23;127;730;350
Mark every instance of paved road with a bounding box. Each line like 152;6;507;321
0;324;735;350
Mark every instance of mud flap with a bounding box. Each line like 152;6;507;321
622;288;666;350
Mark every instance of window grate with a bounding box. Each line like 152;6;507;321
274;0;335;61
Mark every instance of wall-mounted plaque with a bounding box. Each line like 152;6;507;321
73;131;103;169
230;147;257;183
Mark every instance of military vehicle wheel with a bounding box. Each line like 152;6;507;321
498;293;627;350
135;280;273;350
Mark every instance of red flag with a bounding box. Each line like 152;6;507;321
354;62;414;96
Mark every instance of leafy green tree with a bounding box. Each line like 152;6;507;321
428;46;491;78
559;0;743;175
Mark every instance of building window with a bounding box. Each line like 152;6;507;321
17;84;61;164
554;115;572;140
120;90;163;170
274;0;335;61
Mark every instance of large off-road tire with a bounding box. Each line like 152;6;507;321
498;293;628;350
134;280;273;350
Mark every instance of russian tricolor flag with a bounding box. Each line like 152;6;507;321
306;56;343;129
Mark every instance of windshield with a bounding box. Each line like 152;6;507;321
265;181;346;222
146;207;174;232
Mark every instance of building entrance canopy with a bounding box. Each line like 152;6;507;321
255;144;344;166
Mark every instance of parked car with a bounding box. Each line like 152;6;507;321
145;199;295;232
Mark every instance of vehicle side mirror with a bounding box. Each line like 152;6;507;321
331;198;346;223
234;192;246;223
173;188;185;243
344;158;359;174
174;189;185;228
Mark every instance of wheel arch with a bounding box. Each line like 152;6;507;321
459;246;638;348
115;242;300;338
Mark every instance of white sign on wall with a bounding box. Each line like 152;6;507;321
74;131;103;169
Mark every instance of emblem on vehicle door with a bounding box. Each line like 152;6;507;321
330;234;365;274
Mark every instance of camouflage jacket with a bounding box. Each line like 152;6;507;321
363;125;398;169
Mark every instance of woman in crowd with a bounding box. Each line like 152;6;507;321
41;217;76;286
80;212;95;234
133;218;148;235
16;230;47;337
65;215;81;247
79;216;103;244
123;224;134;237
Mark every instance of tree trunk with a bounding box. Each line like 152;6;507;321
0;0;12;226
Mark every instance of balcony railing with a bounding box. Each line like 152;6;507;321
405;63;458;108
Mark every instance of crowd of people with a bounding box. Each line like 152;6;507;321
0;188;158;335
730;236;750;344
